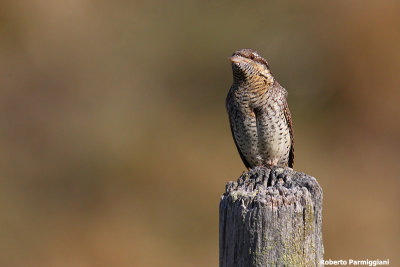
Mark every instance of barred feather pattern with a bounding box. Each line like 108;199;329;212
226;49;294;169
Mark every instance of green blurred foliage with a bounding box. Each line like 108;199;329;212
0;0;399;266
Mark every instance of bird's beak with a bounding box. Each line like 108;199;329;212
229;55;240;63
229;55;248;64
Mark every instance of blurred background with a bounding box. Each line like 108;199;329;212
1;0;399;266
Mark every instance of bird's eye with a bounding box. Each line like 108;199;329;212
250;54;255;60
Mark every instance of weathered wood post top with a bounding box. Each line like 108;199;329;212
219;166;323;267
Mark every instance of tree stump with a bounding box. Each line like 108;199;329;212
219;166;323;267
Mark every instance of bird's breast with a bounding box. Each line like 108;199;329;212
255;99;291;166
227;83;291;168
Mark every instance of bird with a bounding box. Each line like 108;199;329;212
226;48;294;170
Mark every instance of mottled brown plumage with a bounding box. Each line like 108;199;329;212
226;48;294;169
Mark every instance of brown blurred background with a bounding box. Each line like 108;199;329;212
1;0;399;266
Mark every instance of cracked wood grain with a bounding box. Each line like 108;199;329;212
219;166;323;267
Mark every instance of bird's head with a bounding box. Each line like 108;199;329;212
229;49;274;85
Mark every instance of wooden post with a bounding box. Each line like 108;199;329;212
219;166;323;267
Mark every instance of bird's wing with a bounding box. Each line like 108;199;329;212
283;101;294;168
226;93;252;170
228;117;252;170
